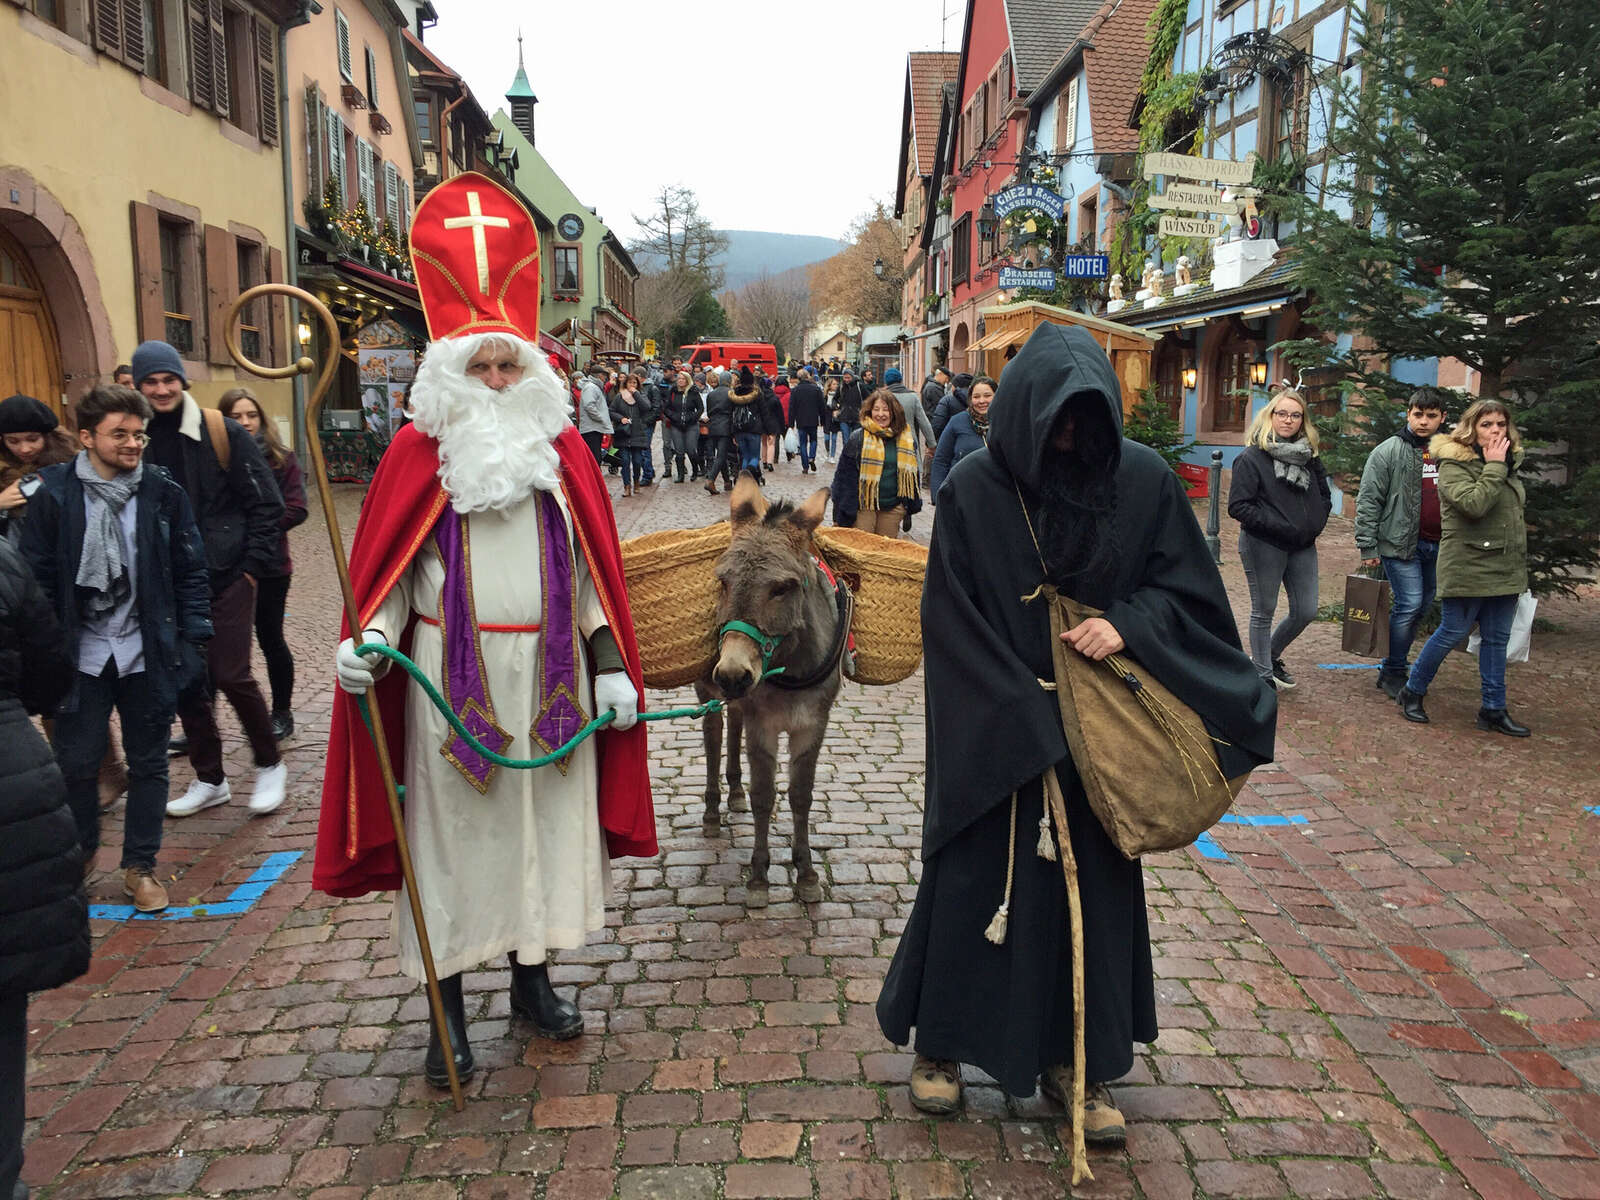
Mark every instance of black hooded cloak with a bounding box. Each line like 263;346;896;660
877;323;1276;1096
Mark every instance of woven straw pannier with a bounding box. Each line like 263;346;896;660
620;521;732;688
812;527;929;685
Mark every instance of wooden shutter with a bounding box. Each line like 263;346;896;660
364;44;378;109
304;84;324;200
129;201;165;342
266;247;286;368
208;0;229;119
327;110;346;203
204;224;236;366
187;0;215;110
335;7;351;79
384;161;400;230
119;0;146;71
1063;84;1079;151
255;17;279;145
94;0;124;59
356;139;375;214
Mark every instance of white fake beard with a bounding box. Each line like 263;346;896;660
408;334;571;514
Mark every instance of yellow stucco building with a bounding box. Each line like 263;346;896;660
0;1;297;431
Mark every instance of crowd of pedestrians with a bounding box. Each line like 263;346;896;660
0;339;305;916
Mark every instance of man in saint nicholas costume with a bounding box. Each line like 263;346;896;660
315;172;656;1090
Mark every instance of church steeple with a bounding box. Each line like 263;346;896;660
506;31;538;146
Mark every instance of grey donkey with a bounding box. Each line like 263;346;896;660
696;473;851;908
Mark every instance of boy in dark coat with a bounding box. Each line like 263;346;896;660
876;324;1275;1143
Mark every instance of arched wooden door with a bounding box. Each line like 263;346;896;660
0;227;64;414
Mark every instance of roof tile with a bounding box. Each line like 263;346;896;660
1006;0;1105;93
908;52;960;175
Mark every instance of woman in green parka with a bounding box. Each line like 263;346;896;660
1398;399;1530;735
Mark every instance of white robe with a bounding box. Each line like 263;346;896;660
369;488;611;980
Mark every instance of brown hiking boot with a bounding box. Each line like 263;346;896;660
122;867;169;913
909;1054;962;1115
1040;1066;1126;1146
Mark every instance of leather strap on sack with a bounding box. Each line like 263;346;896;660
1043;767;1092;1185
203;407;231;472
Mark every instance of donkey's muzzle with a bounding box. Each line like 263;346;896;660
713;661;757;699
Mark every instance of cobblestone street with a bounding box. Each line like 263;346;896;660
25;456;1600;1199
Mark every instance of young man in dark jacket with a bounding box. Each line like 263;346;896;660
0;537;86;1199
1355;388;1448;698
20;384;212;913
787;368;827;473
835;370;866;443
127;341;287;820
921;367;949;421
701;370;737;495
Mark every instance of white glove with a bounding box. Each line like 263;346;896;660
336;630;389;694
594;670;638;731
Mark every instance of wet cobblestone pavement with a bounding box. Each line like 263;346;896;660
26;454;1600;1198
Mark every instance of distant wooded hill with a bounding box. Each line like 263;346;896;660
634;230;847;290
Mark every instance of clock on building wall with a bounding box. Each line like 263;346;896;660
557;213;585;240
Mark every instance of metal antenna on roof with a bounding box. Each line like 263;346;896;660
940;0;961;53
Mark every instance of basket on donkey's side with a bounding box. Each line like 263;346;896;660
812;526;928;686
619;521;731;688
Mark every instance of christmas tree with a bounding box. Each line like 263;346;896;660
1282;0;1600;594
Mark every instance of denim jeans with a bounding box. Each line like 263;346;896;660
797;427;818;469
1237;531;1320;679
618;446;650;486
837;421;858;449
824;426;840;457
55;661;172;870
736;433;762;475
1406;593;1518;710
1380;540;1438;673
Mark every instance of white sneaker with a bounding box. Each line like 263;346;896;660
167;778;231;817
248;761;287;814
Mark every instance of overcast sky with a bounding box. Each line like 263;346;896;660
422;0;961;244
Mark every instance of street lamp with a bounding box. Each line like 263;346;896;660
1250;359;1269;387
1182;366;1198;390
873;256;885;279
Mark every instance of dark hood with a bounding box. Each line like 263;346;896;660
987;323;1124;495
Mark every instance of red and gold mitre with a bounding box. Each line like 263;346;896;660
409;171;541;342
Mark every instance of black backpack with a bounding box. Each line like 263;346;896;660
731;401;762;436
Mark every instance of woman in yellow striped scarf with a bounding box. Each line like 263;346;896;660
830;389;924;537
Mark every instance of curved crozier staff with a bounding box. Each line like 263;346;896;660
221;284;465;1111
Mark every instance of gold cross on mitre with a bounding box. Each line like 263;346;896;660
442;191;512;295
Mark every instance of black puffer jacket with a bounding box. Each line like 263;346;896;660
0;537;88;996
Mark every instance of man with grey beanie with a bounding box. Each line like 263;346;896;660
128;340;287;821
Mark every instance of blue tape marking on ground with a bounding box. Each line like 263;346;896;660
1586;806;1600;817
89;850;304;922
1194;832;1229;861
1317;663;1380;670
1219;813;1309;827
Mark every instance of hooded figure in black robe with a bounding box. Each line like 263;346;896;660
876;322;1276;1097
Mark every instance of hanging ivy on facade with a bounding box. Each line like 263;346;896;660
1110;71;1204;283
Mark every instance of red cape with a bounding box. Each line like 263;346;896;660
313;423;657;898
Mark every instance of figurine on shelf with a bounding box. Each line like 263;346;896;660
1109;273;1124;302
1175;256;1192;288
1146;260;1165;302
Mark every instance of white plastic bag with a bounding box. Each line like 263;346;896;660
1468;590;1535;663
784;428;799;455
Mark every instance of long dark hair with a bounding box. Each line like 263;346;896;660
219;387;289;468
0;427;77;488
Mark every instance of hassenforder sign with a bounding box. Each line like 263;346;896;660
1143;151;1258;186
1158;214;1223;238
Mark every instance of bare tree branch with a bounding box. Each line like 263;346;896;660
629;185;729;291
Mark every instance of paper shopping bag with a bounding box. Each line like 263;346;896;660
1341;573;1391;658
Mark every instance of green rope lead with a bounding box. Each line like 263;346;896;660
350;641;772;771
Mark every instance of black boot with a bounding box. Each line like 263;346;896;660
1398;686;1430;723
1375;668;1407;701
509;953;583;1040
271;710;295;741
1476;707;1531;737
423;973;474;1088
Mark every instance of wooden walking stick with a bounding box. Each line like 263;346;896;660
223;284;466;1110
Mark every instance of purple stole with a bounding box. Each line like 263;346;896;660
433;493;587;792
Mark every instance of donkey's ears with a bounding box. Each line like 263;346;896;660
791;487;831;536
729;472;769;529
